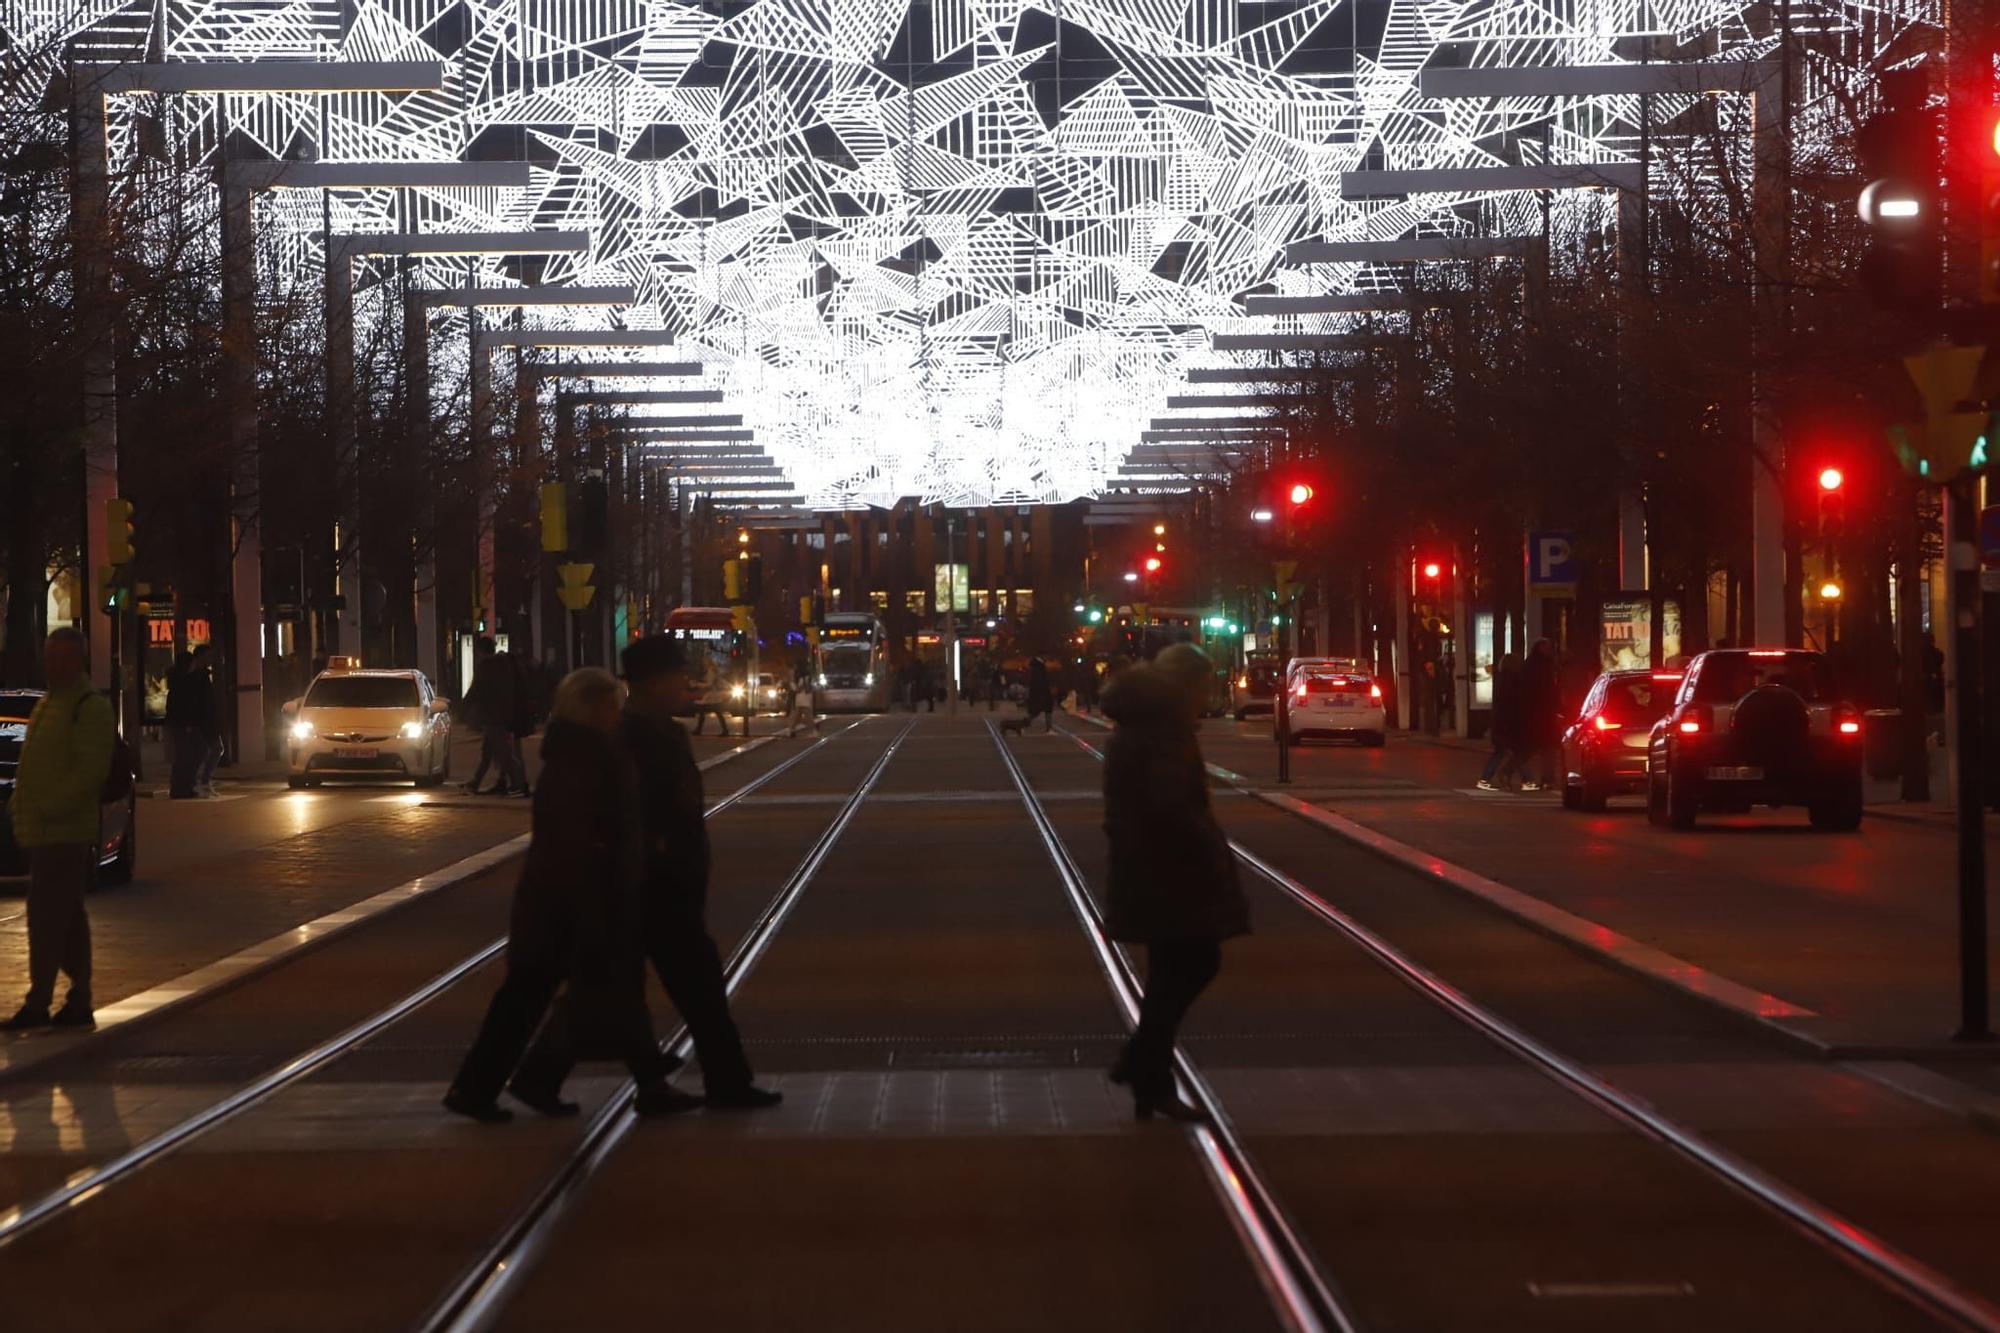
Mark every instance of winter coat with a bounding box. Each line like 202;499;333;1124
1518;652;1562;749
620;706;711;917
1100;665;1249;944
1027;659;1055;715
1489;658;1524;750
507;719;643;984
9;677;114;849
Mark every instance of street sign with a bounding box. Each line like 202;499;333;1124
1527;531;1578;593
555;561;596;611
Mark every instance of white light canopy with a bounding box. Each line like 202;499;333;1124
30;0;1930;505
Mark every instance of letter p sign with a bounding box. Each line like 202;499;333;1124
1528;531;1579;593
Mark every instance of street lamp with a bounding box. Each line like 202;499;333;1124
1123;571;1140;584
1820;580;1844;601
1250;508;1275;523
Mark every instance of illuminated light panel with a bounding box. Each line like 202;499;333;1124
29;0;1935;504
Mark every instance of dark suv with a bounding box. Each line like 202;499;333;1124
1646;649;1864;831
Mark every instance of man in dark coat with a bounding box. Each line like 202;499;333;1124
445;667;692;1122
1517;638;1563;792
1478;652;1523;791
1101;644;1249;1121
1026;657;1056;731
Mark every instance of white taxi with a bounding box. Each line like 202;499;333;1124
282;660;452;788
1277;658;1387;747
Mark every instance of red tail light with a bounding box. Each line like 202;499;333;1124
1593;715;1621;731
1295;682;1308;700
1677;705;1712;736
1368;682;1382;700
1678;717;1702;734
1835;707;1862;737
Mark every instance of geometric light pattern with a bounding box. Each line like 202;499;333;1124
9;0;1929;506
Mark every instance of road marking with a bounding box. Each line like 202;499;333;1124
0;733;778;1085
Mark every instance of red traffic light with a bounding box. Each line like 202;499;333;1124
1421;561;1442;580
1287;482;1314;506
1817;466;1845;493
1144;555;1163;573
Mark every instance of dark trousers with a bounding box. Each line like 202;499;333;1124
25;844;93;1010
1120;938;1221;1098
651;917;753;1092
451;954;667;1104
518;919;754;1094
169;724;203;797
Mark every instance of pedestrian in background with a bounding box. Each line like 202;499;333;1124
1478;652;1523;792
783;657;819;739
4;629;114;1030
1026;656;1056;731
165;649;200;799
461;640;514;795
1099;643;1248;1121
988;665;1004;712
190;646;224;798
1517;638;1562;792
445;667;690;1122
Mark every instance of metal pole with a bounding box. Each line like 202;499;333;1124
71;72;117;695
946;516;960;716
219;163;267;760
1947;476;1991;1040
1749;61;1790;645
325;238;363;655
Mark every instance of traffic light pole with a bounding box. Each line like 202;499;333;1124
1947;476;1992;1041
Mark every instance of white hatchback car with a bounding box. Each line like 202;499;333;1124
1277;659;1387;747
283;662;452;788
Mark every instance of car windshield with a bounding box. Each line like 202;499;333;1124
306;677;419;709
1694;654;1834;703
1599;678;1675;722
1246;661;1280;691
1302;673;1370;694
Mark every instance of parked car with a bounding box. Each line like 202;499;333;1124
0;689;136;885
1646;649;1864;831
1233;651;1283;720
1559;669;1682;811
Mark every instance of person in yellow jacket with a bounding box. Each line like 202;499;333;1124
5;628;113;1030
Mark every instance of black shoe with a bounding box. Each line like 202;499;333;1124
705;1084;782;1111
1;1005;51;1032
507;1081;580;1117
631;1083;704;1117
51;1003;95;1029
443;1089;514;1124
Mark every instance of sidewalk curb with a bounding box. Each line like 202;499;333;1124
0;733;777;1088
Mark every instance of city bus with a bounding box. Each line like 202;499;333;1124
664;606;753;717
815;612;890;711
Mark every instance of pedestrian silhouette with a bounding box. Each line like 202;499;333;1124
445;667;692;1122
1099;643;1249;1121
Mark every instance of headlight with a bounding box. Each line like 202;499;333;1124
730;684;745;699
399;721;425;740
816;674;827;687
289;720;315;741
864;672;874;687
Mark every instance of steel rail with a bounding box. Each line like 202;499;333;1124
0;719;868;1251
419;718;917;1333
1054;723;2000;1333
987;721;1356;1333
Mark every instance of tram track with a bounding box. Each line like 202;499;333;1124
417;718;916;1332
0;717;875;1252
1039;720;2000;1332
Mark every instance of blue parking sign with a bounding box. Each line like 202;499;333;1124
1528;531;1579;593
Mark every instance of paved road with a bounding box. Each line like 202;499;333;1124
0;715;1995;1330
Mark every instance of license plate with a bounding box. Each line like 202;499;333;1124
1706;765;1762;780
334;746;378;760
1321;697;1355;708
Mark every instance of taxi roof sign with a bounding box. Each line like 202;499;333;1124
324;656;363;672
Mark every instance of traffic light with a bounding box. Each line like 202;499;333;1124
1816;465;1847;534
723;558;742;602
1143;555;1163;574
538;482;568;553
1287;481;1314;507
1856;66;1939;314
104;497;135;567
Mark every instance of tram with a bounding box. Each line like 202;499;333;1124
815;612;891;711
663;606;754;716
